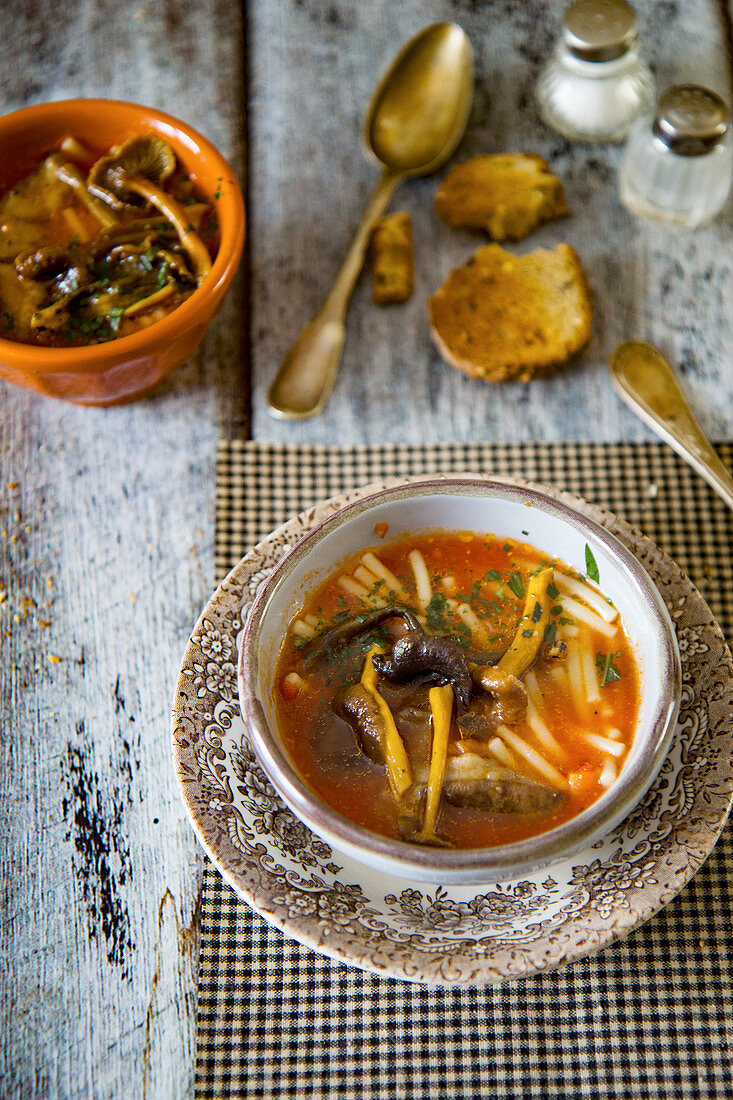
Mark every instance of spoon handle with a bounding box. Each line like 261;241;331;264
268;168;401;419
609;340;733;511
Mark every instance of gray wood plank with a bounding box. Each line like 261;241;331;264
0;2;246;1097
249;0;732;445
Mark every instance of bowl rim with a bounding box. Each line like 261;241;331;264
0;97;244;368
238;475;682;881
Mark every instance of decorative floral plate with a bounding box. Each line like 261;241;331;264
172;477;733;985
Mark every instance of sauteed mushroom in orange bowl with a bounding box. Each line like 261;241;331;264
0;99;244;404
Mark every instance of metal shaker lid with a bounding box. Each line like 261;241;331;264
653;84;730;156
563;0;638;63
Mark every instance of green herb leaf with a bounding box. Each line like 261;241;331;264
507;573;525;600
544;622;557;645
551;605;563;616
484;569;500;582
585;545;600;584
547;581;559;600
531;601;543;623
426;591;448;631
521;628;534;638
595;650;621;686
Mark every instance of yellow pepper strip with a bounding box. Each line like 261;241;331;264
414;684;454;844
360;646;412;798
498;568;554;680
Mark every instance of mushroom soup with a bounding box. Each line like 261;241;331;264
274;530;640;849
0;134;218;346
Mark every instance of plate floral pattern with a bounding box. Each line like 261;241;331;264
172;477;733;985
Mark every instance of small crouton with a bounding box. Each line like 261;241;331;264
370;212;414;304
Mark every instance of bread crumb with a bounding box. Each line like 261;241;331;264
47;653;61;663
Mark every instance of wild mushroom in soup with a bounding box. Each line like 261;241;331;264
0;134;218;346
274;531;640;849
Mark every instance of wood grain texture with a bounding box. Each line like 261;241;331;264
0;2;246;1097
249;0;733;445
1;1;731;1097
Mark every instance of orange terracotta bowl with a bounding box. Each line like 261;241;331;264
0;99;245;405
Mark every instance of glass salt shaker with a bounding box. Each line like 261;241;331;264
619;84;732;228
536;0;655;143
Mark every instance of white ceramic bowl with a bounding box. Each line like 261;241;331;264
238;476;681;884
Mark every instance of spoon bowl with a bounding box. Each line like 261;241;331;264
364;23;474;175
268;23;474;420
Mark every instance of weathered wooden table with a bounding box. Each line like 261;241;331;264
1;2;730;1097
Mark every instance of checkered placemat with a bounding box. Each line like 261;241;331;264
198;441;733;1100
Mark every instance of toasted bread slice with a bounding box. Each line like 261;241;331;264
370;212;414;304
428;242;593;383
435;154;569;241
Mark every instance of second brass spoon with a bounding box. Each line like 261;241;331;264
268;22;474;420
609;340;733;510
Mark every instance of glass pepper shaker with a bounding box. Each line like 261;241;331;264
536;0;655;143
619;84;732;228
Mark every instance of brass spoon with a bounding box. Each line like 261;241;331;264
609;340;733;510
268;22;474;420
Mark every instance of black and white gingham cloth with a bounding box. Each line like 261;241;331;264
198;441;733;1100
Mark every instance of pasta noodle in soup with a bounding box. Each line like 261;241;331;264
274;530;640;849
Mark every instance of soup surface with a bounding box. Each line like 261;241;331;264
274;529;640;849
0;134;218;346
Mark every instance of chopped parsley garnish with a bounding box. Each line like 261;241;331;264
547;581;559;600
544;622;557;645
502;543;512;553
521;628;534;638
507;573;525;599
596;650;622;686
551;605;563;616
522;529;529;536
484;569;500;582
531;601;543;623
293;636;309;649
585;545;600;584
426;591;448;632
